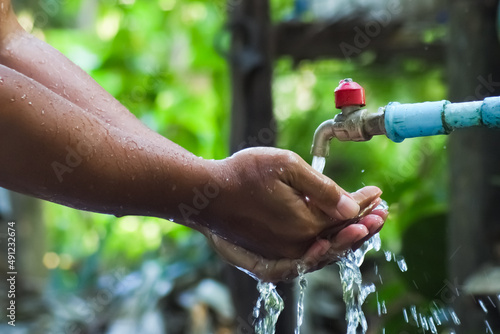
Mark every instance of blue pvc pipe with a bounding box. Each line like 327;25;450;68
384;96;500;142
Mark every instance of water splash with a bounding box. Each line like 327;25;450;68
337;232;382;333
254;281;284;334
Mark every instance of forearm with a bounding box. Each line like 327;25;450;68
0;65;223;227
0;5;148;135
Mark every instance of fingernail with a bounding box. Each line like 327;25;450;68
337;194;360;219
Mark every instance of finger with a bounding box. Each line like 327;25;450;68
326;224;369;258
290;162;360;220
371;208;389;221
358;214;385;235
350;186;383;210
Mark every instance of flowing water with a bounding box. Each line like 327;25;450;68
295;266;307;334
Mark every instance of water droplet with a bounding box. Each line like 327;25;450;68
449;308;461;325
420;314;428;330
41;109;45;115
431;307;442;325
410;305;418;326
403;308;409;323
361;169;365;173
396;256;408;272
381;300;387;314
486;320;494;334
428;316;437;333
21;94;27;100
377;299;382;316
28;102;32;105
10;98;15;102
384;250;392;261
478;299;488;313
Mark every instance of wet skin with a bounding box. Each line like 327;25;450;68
0;0;387;282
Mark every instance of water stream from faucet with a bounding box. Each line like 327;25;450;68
312;154;385;333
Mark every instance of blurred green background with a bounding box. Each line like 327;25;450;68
9;0;455;333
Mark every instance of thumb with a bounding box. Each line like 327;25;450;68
288;160;360;220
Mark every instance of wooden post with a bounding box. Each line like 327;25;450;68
228;0;275;153
226;0;296;333
447;0;500;330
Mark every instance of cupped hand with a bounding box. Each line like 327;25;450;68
196;147;387;279
202;187;387;283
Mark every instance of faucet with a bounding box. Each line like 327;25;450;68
311;79;500;158
311;79;385;157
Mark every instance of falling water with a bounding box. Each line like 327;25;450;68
253;281;284;334
311;155;326;174
295;267;307;334
311;155;386;333
338;231;382;333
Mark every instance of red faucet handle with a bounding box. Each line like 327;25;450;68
334;78;366;109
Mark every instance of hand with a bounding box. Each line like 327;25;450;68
202;187;388;283
199;147;386;261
